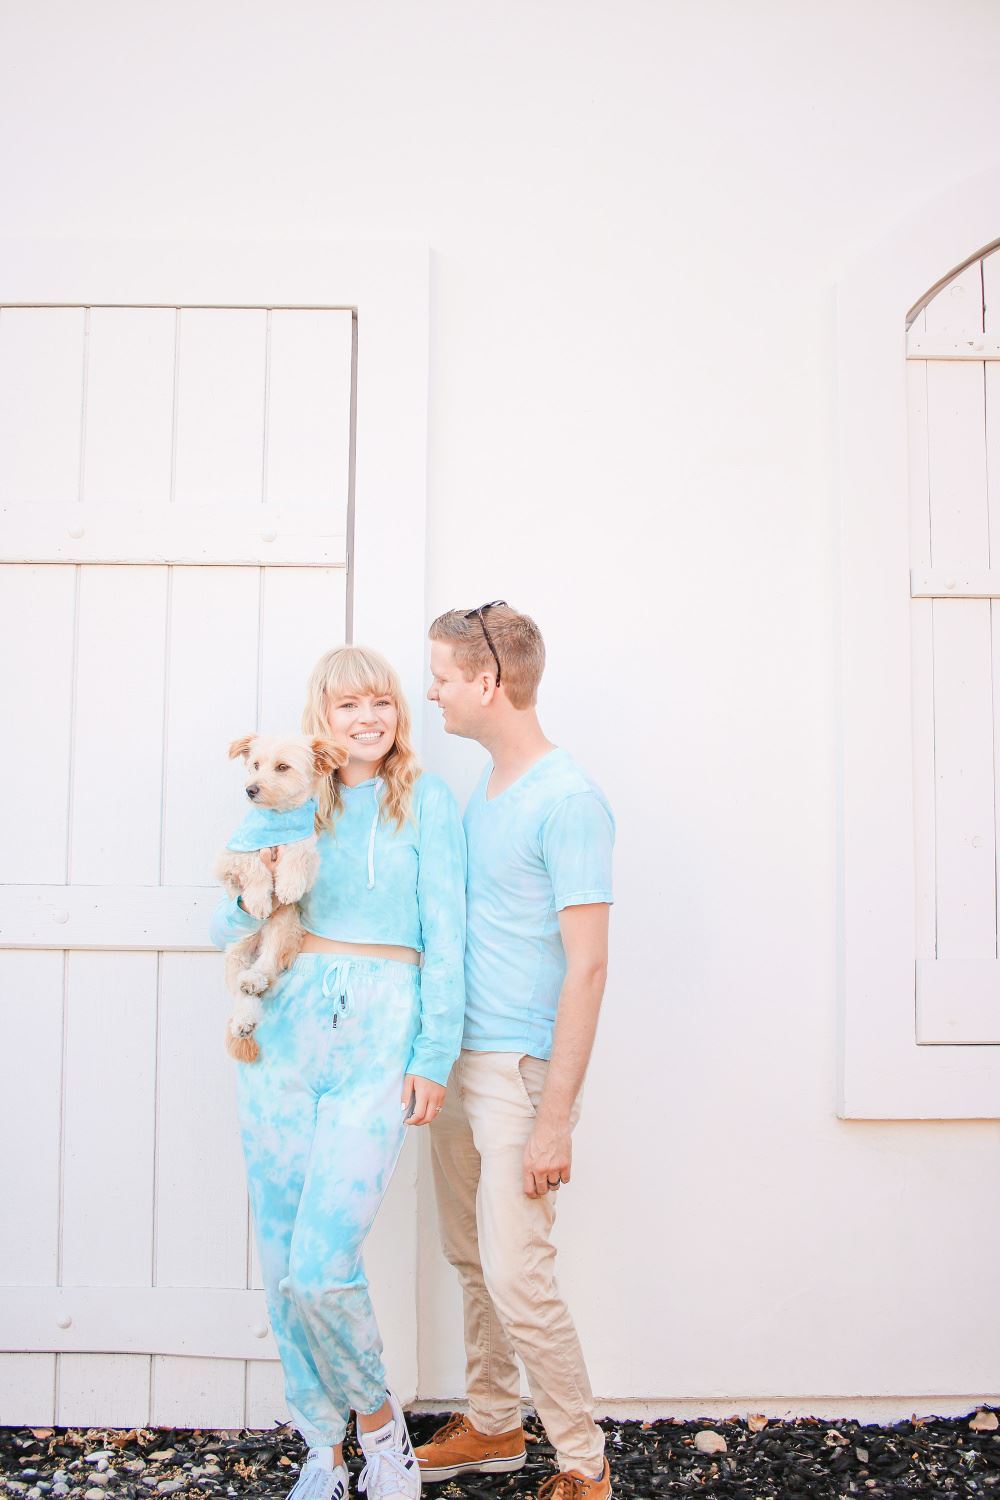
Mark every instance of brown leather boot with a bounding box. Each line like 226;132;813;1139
537;1458;613;1500
413;1412;527;1483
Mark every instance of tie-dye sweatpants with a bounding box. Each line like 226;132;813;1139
235;952;421;1447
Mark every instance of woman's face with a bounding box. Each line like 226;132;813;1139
325;689;399;773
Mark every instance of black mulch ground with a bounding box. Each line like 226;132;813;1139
3;1407;999;1498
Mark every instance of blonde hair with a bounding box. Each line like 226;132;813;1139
429;604;545;709
301;645;419;831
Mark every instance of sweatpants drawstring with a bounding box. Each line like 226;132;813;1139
321;960;356;1022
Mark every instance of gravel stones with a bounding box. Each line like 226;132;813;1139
2;1408;1000;1498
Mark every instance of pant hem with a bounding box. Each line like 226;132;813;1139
468;1406;524;1436
558;1460;607;1476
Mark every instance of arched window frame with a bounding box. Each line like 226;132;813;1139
837;165;1000;1119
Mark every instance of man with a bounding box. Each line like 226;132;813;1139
418;602;614;1500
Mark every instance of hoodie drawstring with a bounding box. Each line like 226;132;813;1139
366;778;382;890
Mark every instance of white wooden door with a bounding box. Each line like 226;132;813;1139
908;249;1000;1044
0;300;413;1428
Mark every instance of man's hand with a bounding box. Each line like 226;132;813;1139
520;902;609;1199
523;1115;573;1199
401;1074;446;1126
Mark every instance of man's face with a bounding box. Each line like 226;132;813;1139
427;638;482;738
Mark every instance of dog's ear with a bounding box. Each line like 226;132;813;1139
311;737;348;776
228;734;255;761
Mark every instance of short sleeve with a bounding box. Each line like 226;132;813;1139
539;790;615;910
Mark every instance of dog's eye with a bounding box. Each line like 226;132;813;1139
252;762;260;771
276;763;290;772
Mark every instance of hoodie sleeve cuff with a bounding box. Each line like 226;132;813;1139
405;1043;455;1090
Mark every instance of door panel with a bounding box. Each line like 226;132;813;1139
0;301;357;1427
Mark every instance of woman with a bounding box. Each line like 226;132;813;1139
210;645;466;1500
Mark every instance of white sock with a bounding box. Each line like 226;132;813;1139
307;1447;336;1470
360;1418;395;1448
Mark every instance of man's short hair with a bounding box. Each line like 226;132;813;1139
429;604;545;709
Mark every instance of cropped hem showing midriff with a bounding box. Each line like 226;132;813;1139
299;930;421;965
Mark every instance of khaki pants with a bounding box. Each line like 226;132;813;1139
429;1049;605;1475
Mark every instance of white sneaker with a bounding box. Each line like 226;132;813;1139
358;1390;421;1500
288;1449;349;1500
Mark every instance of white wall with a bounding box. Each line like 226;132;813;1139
4;0;1000;1411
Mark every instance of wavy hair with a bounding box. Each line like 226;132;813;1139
301;645;419;832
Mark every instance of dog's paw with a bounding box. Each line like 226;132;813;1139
240;890;273;920
274;876;308;905
229;1011;258;1038
238;970;269;997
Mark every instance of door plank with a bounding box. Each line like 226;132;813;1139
70;566;168;886
151;1355;247;1428
259;567;348;732
245;1358;289;1428
0;952;63;1284
82;308;175;508
0;884;218;949
0;1355;56;1424
0;565;75;883
4;1287;274;1359
56;1353;151;1428
174;310;267;507
267;309;353;515
162;566;260;887
156;953;248;1289
0;307;85;504
61;952;157;1287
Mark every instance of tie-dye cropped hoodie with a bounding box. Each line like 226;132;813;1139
209;771;467;1087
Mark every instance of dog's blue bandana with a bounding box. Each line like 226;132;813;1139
226;798;318;853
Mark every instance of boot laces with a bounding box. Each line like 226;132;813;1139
430;1413;469;1444
538;1472;592;1500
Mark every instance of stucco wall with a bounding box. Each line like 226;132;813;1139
4;0;1000;1412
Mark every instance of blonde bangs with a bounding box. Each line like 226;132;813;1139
301;645;419;832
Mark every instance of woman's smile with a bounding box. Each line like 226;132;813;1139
325;692;400;784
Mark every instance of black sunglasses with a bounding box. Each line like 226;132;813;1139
464;599;507;686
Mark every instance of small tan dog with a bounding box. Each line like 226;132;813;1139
215;732;345;1062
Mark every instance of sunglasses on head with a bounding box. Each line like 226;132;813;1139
463;599;507;686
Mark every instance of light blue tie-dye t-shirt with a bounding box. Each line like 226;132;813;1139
463;747;614;1059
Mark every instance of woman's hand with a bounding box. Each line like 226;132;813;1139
401;1074;445;1126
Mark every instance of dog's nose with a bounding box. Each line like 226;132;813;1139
246;784;260;799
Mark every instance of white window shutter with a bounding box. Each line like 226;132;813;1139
837;168;1000;1119
909;252;1000;1044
